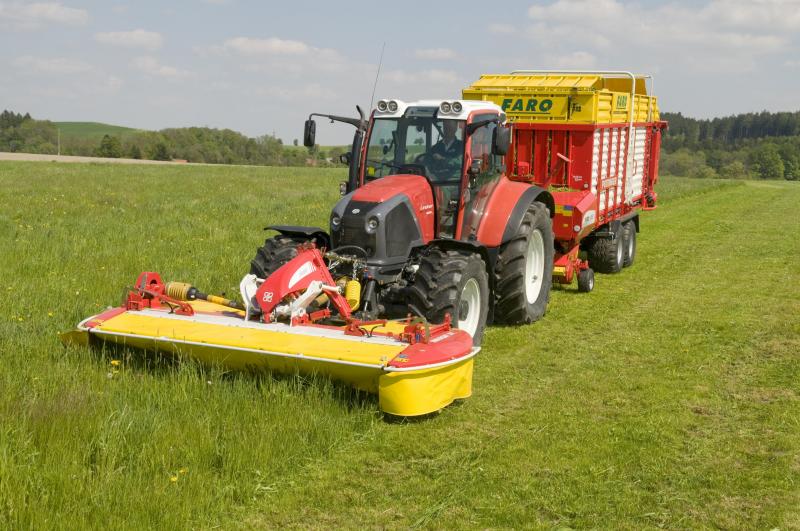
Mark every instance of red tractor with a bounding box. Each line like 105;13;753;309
250;98;552;346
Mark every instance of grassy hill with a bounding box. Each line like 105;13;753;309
53;121;142;141
0;163;798;528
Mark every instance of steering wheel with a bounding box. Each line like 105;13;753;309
398;163;427;177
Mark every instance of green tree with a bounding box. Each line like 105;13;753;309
96;135;122;158
150;142;171;161
750;143;785;180
129;144;142;159
719;160;749;180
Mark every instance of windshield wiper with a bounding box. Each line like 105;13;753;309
367;159;403;171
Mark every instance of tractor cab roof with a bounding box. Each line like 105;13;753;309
373;98;504;122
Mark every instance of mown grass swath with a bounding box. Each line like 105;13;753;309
0;162;798;528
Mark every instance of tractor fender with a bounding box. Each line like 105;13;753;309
474;179;554;248
265;225;331;250
426;238;498;323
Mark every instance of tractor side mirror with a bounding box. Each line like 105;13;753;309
492;126;510;156
468;159;482;176
339;152;351;165
303;119;316;147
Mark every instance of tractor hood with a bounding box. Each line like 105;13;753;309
330;174;435;276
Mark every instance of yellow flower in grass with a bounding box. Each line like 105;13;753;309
110;360;121;367
170;475;178;483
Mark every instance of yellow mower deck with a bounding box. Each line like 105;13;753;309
63;300;476;416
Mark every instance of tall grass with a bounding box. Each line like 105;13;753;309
0;163;798;528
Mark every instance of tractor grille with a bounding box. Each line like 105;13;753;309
333;201;376;257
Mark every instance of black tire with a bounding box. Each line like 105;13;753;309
587;225;624;274
407;248;489;346
577;268;595;292
249;235;306;278
622;220;637;268
494;201;554;325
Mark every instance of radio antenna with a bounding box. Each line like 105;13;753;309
368;42;386;112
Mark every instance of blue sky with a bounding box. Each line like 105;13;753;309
2;0;799;144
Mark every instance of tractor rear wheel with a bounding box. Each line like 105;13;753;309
407;248;489;346
494;201;554;325
249;235;306;278
622;220;637;268
587;225;624;274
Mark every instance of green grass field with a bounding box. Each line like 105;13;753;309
0;162;798;528
54;122;141;141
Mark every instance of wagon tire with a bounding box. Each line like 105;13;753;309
407;248;489;346
587;226;624;274
494;201;554;325
622;220;637;268
577;268;595;293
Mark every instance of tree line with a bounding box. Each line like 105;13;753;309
660;111;799;180
0;110;345;167
2;108;798;179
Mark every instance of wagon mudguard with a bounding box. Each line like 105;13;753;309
474;178;554;248
264;225;331;250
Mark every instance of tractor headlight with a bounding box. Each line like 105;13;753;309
387;100;398;112
440;101;452;114
452;101;463;113
366;217;379;233
331;214;341;230
377;100;388;112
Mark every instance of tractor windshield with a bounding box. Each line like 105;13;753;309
364;115;465;237
364;117;465;184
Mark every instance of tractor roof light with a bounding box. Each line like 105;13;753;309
452;101;463;113
387;100;398;112
377;100;388;112
440;101;452;114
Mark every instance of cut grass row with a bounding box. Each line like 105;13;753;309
0;162;797;528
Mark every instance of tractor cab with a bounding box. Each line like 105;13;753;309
361;99;507;239
304;99;508;243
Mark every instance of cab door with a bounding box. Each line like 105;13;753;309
459;113;504;240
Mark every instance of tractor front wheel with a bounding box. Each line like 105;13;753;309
494;201;554;325
407;248;489;346
250;235;306;279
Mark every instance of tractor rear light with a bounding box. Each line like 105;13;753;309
387;100;398;112
451;101;463;113
377;100;388;112
439;102;452;114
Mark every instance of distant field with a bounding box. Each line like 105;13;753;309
0;163;798;528
54;121;142;140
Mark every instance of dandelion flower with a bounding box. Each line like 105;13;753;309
110;360;121;367
170;476;178;483
179;468;187;474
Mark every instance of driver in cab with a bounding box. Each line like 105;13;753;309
428;120;463;182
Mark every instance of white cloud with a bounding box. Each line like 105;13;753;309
13;55;92;74
95;29;163;51
524;0;798;72
549;51;597;69
132;56;191;79
223;37;310;55
488;23;516;35
0;2;87;29
415;48;456;60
